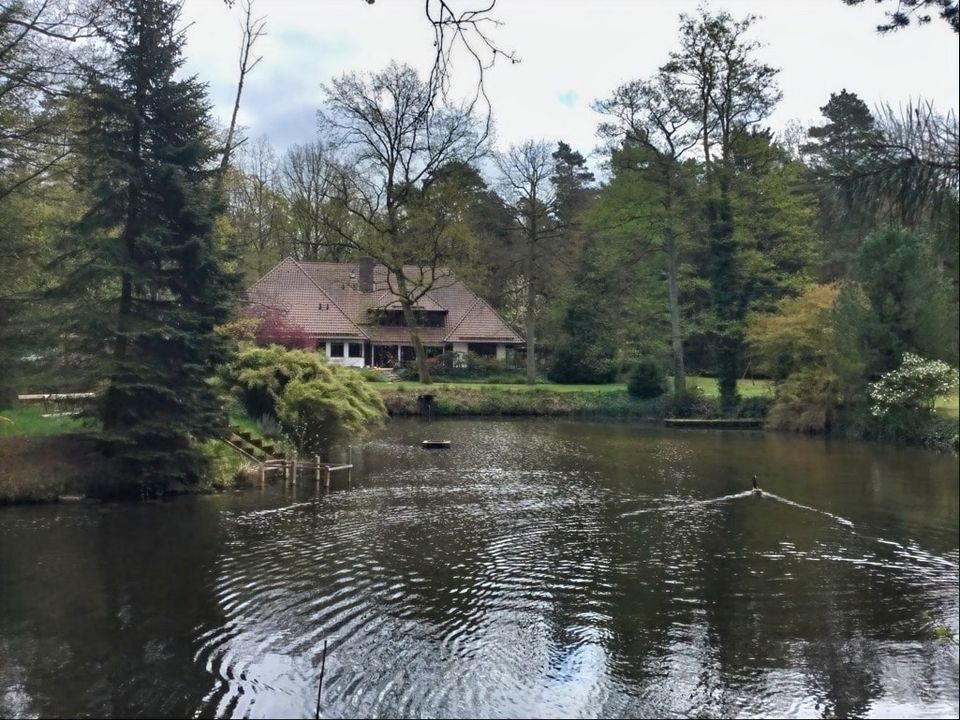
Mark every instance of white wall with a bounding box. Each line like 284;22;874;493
323;341;366;368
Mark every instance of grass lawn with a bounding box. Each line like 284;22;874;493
934;390;959;417
0;406;94;437
682;376;773;398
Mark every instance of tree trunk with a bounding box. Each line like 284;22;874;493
666;230;685;401
104;272;133;430
396;277;431;384
664;176;686;401
525;278;536;385
709;177;740;415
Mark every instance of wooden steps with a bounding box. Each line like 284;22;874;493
228;425;285;461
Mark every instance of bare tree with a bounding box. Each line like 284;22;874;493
495;141;562;385
227;136;287;279
0;0;104;200
595;73;700;400
218;0;266;180
317;62;486;383
841;100;959;226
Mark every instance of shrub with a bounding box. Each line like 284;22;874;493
627;360;666;399
276;372;385;455
358;367;389;383
868;352;959;417
548;345;617;384
243;307;313;350
221;345;385;456
219;345;327;418
735;395;772;419
766;367;842;433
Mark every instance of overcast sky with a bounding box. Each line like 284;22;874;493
180;0;960;160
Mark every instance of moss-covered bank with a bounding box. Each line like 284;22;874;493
379;385;770;419
0;433;252;505
0;434;117;504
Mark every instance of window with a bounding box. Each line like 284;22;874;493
329;342;344;357
468;343;497;357
348;343;363;358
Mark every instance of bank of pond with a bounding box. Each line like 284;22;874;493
1;380;957;504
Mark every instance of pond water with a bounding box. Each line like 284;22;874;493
1;419;958;718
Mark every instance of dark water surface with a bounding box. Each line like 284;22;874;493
1;419;958;718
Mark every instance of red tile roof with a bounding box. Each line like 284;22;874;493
246;258;524;345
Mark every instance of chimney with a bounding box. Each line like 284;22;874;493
358;256;374;293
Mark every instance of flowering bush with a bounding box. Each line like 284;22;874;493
868;353;959;417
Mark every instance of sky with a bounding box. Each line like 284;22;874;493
179;0;960;161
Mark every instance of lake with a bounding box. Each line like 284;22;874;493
1;419;957;718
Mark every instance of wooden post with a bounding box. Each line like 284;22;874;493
347;445;353;485
260;463;266;488
315;455;321;483
292;451;298;485
284;456;290;487
325;466;331;490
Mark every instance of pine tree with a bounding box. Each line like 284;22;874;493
67;0;237;492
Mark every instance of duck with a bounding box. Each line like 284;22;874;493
752;475;762;496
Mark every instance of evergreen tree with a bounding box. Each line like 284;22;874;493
854;228;957;374
67;0;237;492
801;89;882;278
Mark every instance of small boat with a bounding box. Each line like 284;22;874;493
421;440;451;449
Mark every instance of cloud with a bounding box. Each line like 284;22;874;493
556;89;579;108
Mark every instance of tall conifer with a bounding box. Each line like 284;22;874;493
68;0;237;491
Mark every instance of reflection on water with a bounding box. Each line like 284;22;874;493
1;419;957;718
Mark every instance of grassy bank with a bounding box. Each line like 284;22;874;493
376;375;772;418
380;384;670;417
0;406;94;437
0;407;251;503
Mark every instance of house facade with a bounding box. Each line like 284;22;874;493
246;257;524;368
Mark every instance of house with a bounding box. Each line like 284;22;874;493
245;257;524;367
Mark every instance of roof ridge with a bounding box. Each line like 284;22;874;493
245;256;296;295
442;295;483;342
443;292;523;343
289;258;369;339
473;295;522;341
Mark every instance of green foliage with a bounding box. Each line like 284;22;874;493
548;273;619;384
627;360;667;399
197;439;249;490
854;228;958;372
868;352;959;416
221;345;333;418
358;367;389;383
221;345;385;455
766;367;843;433
275;373;385;456
747;283;841;380
846;404;959;449
57;0;239;493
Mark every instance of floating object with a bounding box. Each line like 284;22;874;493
752;475;762;496
421;440;451;449
665;418;763;429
